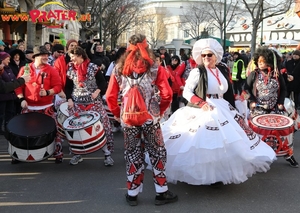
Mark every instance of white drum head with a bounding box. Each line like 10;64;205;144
252;114;294;130
63;111;100;130
59;102;69;117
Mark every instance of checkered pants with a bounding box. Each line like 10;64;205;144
124;122;168;196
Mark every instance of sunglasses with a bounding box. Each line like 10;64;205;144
201;53;213;58
57;51;64;54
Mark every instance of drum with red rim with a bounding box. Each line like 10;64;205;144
249;114;294;157
57;102;69;138
63;111;106;155
6;112;56;162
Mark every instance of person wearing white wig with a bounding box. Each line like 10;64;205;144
161;38;276;185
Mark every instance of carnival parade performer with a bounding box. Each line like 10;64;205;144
161;38;276;185
245;47;298;168
65;46;114;166
53;39;78;103
105;34;178;206
15;46;63;163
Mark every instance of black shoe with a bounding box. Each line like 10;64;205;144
155;190;178;205
125;194;138;206
286;156;299;168
210;181;224;187
55;158;63;164
11;159;20;164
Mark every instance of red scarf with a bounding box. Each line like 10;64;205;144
74;59;90;82
123;39;154;76
189;58;197;68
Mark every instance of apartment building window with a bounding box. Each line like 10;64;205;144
184;30;189;38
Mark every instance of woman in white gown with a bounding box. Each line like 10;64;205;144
161;38;276;185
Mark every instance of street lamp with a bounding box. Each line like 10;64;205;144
223;0;227;52
260;1;263;46
99;0;102;45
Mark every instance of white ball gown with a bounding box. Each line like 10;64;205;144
161;67;276;185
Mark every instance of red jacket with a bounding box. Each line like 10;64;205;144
15;62;62;107
53;55;67;89
167;63;186;94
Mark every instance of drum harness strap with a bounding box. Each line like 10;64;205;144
261;130;289;154
77;104;95;111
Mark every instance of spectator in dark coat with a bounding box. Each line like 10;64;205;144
25;46;34;63
89;43;110;75
159;46;171;66
283;50;300;109
0;52;18;133
240;50;249;68
9;49;26;76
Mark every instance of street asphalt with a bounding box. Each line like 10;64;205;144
1;128;300;213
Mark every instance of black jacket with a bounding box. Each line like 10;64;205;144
0;78;25;94
187;63;235;108
284;59;300;92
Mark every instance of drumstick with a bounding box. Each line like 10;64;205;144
41;72;45;89
256;104;269;109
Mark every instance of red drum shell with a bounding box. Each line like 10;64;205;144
249;114;294;156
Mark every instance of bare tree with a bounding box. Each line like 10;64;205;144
147;15;167;49
181;2;212;40
241;0;294;55
205;0;241;49
61;0;117;41
102;0;142;49
138;8;168;49
61;0;141;48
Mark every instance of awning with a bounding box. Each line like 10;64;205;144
209;36;233;47
185;36;233;47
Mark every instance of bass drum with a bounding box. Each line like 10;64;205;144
6;112;56;162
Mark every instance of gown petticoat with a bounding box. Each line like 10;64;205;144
161;67;276;185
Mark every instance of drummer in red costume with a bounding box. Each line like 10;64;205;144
106;34;177;206
245;47;298;168
54;39;78;99
65;46;114;166
15;46;63;164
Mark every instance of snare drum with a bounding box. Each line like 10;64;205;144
63;111;107;155
249;114;294;157
57;102;69;138
102;94;121;121
6;112;56;162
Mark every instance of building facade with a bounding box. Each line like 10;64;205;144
0;0;81;46
119;0;300;51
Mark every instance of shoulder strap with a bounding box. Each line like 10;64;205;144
125;72;147;87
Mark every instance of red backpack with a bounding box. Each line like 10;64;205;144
122;73;152;126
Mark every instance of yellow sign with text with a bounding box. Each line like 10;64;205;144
1;1;91;28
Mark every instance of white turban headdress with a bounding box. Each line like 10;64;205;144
192;38;224;65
